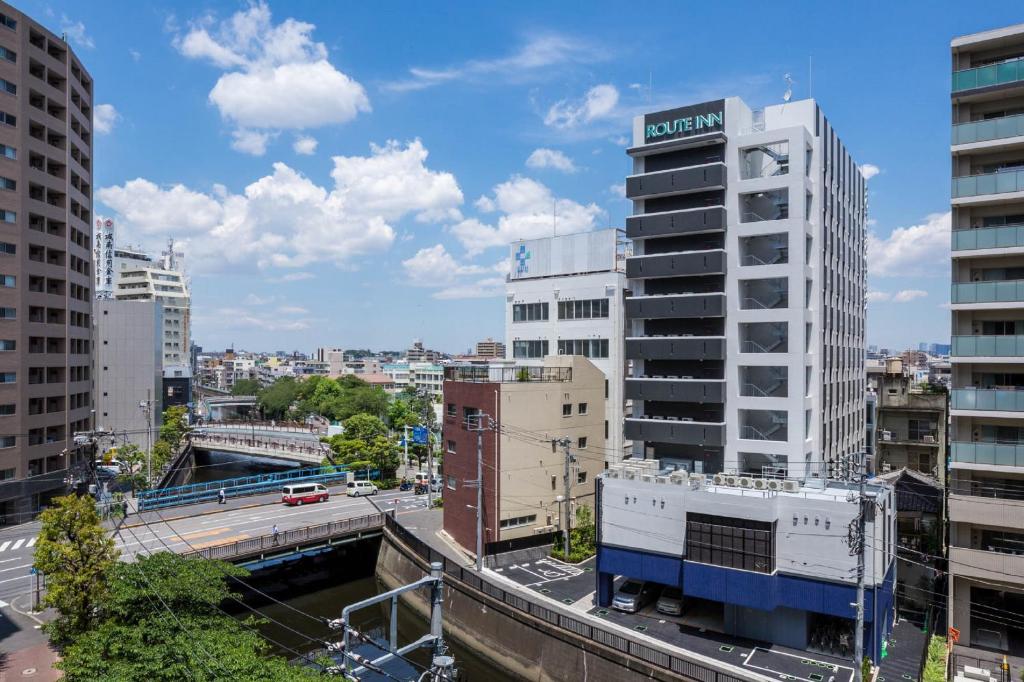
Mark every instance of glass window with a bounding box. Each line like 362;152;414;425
0;144;14;160
0;47;15;63
578;402;588;415
512;340;548;358
558;298;609;320
0;436;13;448
562;403;572;417
0;13;17;30
577;437;588;449
445;403;456;418
446;440;456;454
556;338;609;358
0;307;14;319
512;302;548;322
0;372;14;383
0;210;15;223
0;111;14;127
0;176;14;190
447;475;456;490
0;275;13;287
0;79;14;95
0;404;13;415
686;513;775;574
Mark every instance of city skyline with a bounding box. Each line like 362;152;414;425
17;0;1024;351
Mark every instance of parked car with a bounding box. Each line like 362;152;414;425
656;587;684;616
612;580;658;613
347;481;378;497
282;483;329;506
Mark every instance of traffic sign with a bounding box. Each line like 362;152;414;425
412;426;429;444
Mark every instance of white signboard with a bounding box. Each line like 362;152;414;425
509;229;617;280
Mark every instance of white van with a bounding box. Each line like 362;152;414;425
413;472;442;492
281;483;329;506
346;480;378;497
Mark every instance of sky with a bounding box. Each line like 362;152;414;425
18;0;1024;353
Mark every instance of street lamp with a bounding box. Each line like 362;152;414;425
555;494;565;557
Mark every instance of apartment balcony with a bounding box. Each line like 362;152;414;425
624;417;725;447
951;279;1024;305
876;430;940;447
953;113;1024;147
626;207;726;240
626;163;726;200
952;225;1024;252
625;293;725;319
951;441;1024;469
952;56;1024;94
952;168;1024;200
625;377;725;403
625;336;725;361
626;250;725;279
948;546;1024;585
949;492;1024;528
952;334;1024;358
951;387;1024;413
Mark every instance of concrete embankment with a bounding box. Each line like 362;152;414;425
375;529;689;682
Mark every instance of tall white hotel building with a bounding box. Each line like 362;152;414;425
624;97;866;479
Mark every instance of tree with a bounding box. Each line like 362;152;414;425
115;443;147;494
34;495;118;643
151;440;173;474
159;405;190;451
259;376;299;419
325;414;400;476
56;553;319;681
230;378;261;397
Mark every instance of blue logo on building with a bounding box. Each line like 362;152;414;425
514;244;531;276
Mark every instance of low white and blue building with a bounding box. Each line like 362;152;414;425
596;461;896;661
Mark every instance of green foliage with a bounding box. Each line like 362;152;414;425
862;656;873;682
115;444;147;493
56;553;319;681
159;405;190;450
432;497;443;508
259;376;299;419
516;367;530;382
325;413;400;476
299;375;389;422
922;636;947;682
341;413;387;441
550;505;597;564
230;378;262;396
34;495;118;643
151;439;173;474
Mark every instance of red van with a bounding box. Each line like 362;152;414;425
281;483;329;506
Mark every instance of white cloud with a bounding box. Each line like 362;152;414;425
433;277;506;300
97;139;463;275
129;49;142;62
609;183;626;198
231;129;272;155
450;176;603;256
525;148;577;173
94;104;119;134
274;271;314;282
402;244;507;299
866;291;891;303
293;135;318;155
860;163;881;180
60;17;94;49
174;2;370;152
867;211;950;277
383;33;604;92
544;84;619;129
893;289;928;303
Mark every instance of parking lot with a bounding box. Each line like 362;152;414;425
493;555;598;605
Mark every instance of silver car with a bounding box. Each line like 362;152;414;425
656;587;683;616
612;580;658;613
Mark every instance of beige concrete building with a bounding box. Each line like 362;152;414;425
442;355;606;552
873;357;948;481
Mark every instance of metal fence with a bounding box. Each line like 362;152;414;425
383;514;749;682
180;513;385;562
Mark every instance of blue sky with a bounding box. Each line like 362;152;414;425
19;1;1024;353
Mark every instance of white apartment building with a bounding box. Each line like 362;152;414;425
409;362;444;400
625;97;866;479
505;229;630;463
114;263;190;368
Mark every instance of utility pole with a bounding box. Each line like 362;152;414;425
850;449;868;682
554;437;573;559
419;389;435;508
467;413;489;571
140;391;153;483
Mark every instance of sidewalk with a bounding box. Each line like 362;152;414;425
0;596;59;681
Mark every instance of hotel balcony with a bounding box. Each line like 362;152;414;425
952;225;1024;252
625;336;725;361
951;387;1024;413
951;279;1024;305
948;546;1024;585
625;377;725;403
951;441;1024;470
625;293;725;319
626;249;725;279
953;112;1024;148
626;163;726;200
952;334;1024;358
952;56;1024;95
952;168;1024;201
624;416;725;447
626;206;726;240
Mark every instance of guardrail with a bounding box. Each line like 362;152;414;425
181;513;385;562
199;421;323;435
383;514;749;682
190;433;326;460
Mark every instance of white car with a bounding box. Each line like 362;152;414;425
346;481;378;497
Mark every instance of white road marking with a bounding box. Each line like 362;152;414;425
0;562;32;574
0;541;9;552
26;537;35;547
10;539;24;550
0;599;8;607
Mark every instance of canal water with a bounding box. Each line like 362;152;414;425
232;539;518;681
191;448;298;484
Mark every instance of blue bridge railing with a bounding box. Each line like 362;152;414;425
137;465;380;511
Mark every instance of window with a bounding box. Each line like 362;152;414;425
0;404;13;415
512;339;548;358
740;233;788;266
512;302;548;322
0;176;14;190
446;440;456;454
0;307;14;319
686;513;775;574
0;111;14;127
0;47;15;63
0;339;13;351
0;79;13;95
740;189;788;222
558;298;609;320
739;277;788;310
447;475;456;490
0;372;14;383
578;402;588;415
0;242;13;255
740;141;789;179
0;436;13;448
577;437;588;449
0;144;13;160
0;13;16;30
556;338;609;358
577;471;588;484
0;210;14;223
0;275;13;287
499;514;537;529
0;467;13;480
446;403;456;418
562;403;572;417
462;406;481;428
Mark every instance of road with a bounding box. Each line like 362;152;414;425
0;484;427;606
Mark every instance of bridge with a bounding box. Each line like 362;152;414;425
190;423;330;465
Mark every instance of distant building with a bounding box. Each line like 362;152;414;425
406;339;442;364
442;356;606;554
360;373;399;393
474;338;505;358
873;357;947;481
409;362;444;400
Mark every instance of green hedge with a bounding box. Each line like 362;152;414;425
922;636;947;682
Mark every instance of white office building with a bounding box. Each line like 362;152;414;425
505;229;630;462
625;97;866;479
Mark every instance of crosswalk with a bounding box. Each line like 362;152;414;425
0;536;36;553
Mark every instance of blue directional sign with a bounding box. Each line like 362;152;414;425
412;426;429;444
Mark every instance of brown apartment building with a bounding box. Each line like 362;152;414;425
0;2;94;523
441;355;606;556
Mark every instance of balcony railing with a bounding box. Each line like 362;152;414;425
953;57;1024;93
951;441;1024;468
953;168;1024;199
952;225;1024;251
953;112;1024;145
951;387;1024;412
951;279;1024;304
443;365;571;383
952;334;1024;356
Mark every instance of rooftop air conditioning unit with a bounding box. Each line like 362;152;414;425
622;468;638;480
753;478;768;490
781;480;800;493
688;472;704;482
922;435;936;443
724;475;738;487
766;479;782;491
680;417;694;422
738;477;753;488
641;474;656;484
534;525;556;535
880;430;893;442
656;476;670;484
712;473;726;486
605;470;619;479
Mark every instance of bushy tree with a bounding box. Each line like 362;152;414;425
230;378;261;397
325;414;399;476
34;495;118;643
115;443;147;493
158;405;190;450
151;440;173;474
259;376;299;419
